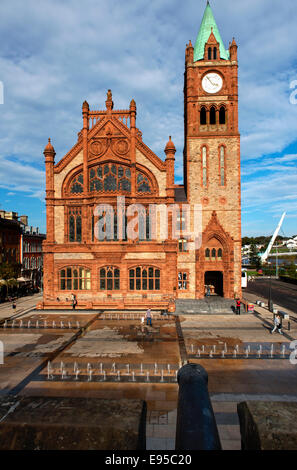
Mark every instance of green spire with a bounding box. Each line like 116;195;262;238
194;2;229;61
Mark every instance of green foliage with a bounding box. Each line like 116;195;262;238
0;263;21;280
249;242;262;270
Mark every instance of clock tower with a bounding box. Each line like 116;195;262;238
184;1;241;299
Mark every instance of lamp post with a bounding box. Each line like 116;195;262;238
268;273;273;312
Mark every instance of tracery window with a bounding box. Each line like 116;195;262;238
60;267;91;290
69;166;153;195
129;266;160;291
136;173;152;193
89;164;131;193
70;174;84;194
99;266;120;290
69;207;82;242
94;208;125;241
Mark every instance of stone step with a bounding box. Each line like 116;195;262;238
175;298;242;315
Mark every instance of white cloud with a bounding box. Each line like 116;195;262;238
0;0;296;235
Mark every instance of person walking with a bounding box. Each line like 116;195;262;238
236;298;241;315
271;314;283;335
146;308;152;326
206;285;210;297
71;293;77;310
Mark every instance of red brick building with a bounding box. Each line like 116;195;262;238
22;227;46;287
41;3;241;310
0;216;21;265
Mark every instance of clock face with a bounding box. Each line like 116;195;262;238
202;73;223;94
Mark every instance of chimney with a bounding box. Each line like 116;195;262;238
20;215;28;226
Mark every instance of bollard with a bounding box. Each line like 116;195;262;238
175;363;221;450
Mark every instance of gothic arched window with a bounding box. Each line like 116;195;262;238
137;173;152;193
70;174;83;194
210;106;216;125
69;208;82;242
99;266;120;290
211;248;216;260
219;106;226;124
205;248;210;259
200;106;207;125
208;47;212;60
60;267;91;290
213;47;217;60
218;248;223;260
129;266;160;291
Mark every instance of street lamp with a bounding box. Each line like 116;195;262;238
268;273;273;312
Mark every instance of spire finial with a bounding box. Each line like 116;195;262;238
106;89;113;110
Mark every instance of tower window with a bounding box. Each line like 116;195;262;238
213;47;217;60
210;106;216;125
200;107;207;125
208;47;212;60
202;146;207;186
219;106;226;124
220;146;225;186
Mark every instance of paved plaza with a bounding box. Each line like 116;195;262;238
0;293;297;450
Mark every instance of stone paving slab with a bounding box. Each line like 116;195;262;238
0;395;146;450
1;299;297;451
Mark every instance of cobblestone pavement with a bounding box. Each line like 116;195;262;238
0;295;297;451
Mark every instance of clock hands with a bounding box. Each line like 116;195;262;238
206;76;219;88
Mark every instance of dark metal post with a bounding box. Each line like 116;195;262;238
175;363;222;450
268;275;273;312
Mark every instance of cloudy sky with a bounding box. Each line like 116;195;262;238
0;0;297;237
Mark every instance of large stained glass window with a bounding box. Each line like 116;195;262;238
136;173;152;193
69;165;153;195
70;174;83;194
89;164;131;193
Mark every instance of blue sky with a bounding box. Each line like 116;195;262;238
0;0;297;237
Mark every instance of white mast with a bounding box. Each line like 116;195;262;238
260;212;286;262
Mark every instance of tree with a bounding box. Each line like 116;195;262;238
249;242;262;270
0;263;21;280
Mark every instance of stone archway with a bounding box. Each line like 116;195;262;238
205;271;223;297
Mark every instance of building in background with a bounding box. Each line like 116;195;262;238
0;212;22;265
0;211;45;289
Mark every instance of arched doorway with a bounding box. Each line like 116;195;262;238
205;271;223;297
